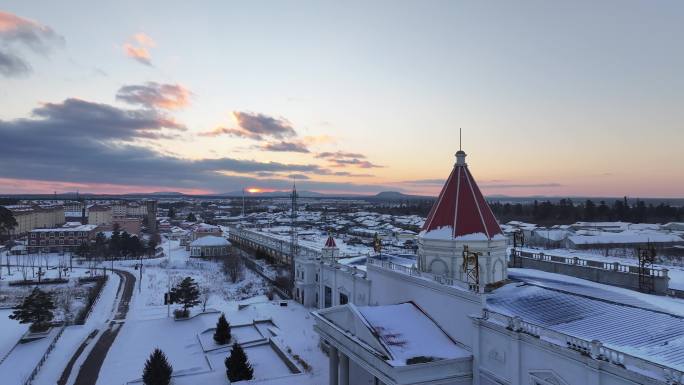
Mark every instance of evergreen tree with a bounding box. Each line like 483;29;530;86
110;224;122;259
94;232;108;259
225;342;253;382
168;207;176;219
10;287;56;332
171;276;200;316
142;348;173;385
186;213;197;222
213;313;231;345
147;239;158;257
0;206;18;242
76;242;91;260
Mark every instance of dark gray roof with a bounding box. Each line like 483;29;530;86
487;272;684;371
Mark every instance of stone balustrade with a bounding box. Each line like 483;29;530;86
482;309;683;384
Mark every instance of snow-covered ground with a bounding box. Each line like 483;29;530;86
95;238;328;385
0;308;28;361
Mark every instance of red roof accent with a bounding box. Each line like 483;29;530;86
324;235;337;248
422;153;503;239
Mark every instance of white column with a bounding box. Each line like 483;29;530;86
339;351;349;385
329;345;339;385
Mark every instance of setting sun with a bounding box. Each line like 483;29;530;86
246;188;261;193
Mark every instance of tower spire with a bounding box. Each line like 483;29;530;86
456;128;467;166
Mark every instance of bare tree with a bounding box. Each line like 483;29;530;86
20;261;28;281
222;253;243;283
58;285;75;324
29;254;36;277
200;286;211;312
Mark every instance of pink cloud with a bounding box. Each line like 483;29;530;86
0;177;211;195
122;32;155;66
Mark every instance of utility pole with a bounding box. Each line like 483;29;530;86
241;188;245;219
139;253;143;293
167;236;171;317
289;178;299;294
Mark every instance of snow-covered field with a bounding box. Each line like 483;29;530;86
0;308;28;360
95;238;328;385
0;237;329;385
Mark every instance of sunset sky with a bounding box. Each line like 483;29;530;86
1;1;682;197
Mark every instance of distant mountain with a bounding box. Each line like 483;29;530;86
219;190;327;198
371;191;431;200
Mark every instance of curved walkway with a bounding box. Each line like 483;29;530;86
60;269;136;385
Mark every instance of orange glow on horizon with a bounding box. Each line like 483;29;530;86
246;188;262;193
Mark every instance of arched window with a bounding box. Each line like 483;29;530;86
429;258;448;276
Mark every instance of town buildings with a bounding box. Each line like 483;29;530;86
7;205;65;236
27;224;99;253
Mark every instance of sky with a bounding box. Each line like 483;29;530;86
0;1;683;197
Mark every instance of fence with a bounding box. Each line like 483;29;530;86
22;326;66;385
366;258;471;291
509;249;670;294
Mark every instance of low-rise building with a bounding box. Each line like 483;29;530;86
27;224;99;253
189;235;230;258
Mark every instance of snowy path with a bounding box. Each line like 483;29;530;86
66;270;136;385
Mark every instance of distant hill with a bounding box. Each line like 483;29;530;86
219;190;327;198
371;191;431;200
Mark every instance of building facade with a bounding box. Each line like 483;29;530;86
87;204;113;226
310;150;684;385
28;224;99;253
189;235;230;258
8;205;65;236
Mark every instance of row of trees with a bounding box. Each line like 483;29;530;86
76;226;158;261
490;198;684;225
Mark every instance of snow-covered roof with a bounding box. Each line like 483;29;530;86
421;150;502;240
317;302;469;366
568;231;682;245
32;224;98;232
324;234;337;248
358;303;469;365
489;271;684;372
190;235;230;247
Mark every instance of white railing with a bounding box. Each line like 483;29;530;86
229;227;322;259
23;326;66;385
323;260;367;278
482;309;682;384
366;258;471;290
511;250;669;278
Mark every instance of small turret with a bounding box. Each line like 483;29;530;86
322;232;339;261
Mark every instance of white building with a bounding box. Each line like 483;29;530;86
189;235;230;258
309;149;684;385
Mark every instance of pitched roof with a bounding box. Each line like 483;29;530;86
324;234;337;248
190;235;230;247
422;150;503;239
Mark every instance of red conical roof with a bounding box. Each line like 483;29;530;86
422;151;503;239
324;234;337;248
